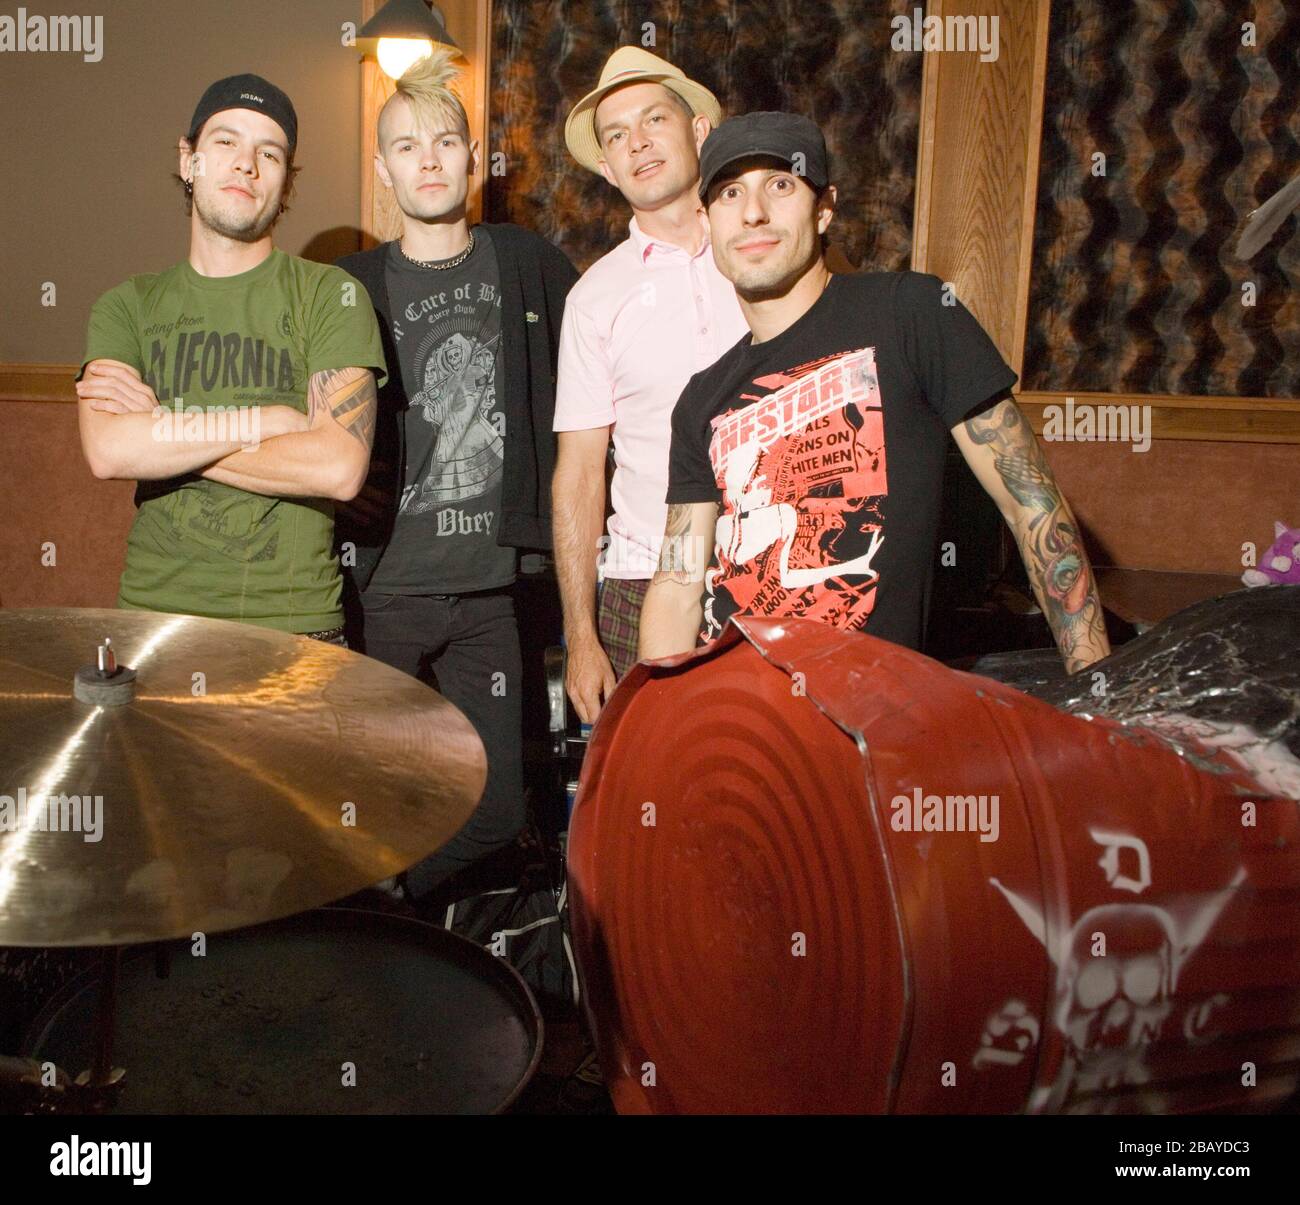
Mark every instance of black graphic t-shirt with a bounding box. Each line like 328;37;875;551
666;271;1018;649
368;229;516;594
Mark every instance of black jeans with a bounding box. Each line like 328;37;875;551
355;589;524;899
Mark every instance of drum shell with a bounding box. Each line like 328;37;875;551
23;907;543;1114
567;618;1300;1113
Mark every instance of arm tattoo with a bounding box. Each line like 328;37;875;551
963;399;1107;670
307;367;376;451
653;503;711;585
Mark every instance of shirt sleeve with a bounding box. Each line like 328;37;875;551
665;377;721;505
78;282;142;382
553;297;616;431
893;272;1018;429
306;268;390;388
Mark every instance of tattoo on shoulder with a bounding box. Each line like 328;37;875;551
308;367;376;450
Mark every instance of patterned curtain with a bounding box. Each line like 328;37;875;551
1024;0;1300;398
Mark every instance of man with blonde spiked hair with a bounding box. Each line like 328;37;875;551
335;50;578;905
553;47;748;723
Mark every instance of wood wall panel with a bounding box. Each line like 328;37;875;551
911;0;1051;372
0;402;133;608
1040;437;1300;574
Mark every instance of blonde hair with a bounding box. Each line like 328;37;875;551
384;47;470;144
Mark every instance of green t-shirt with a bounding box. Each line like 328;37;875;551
80;249;387;633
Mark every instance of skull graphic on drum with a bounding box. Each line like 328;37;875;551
989;858;1246;1112
1060;904;1176;1095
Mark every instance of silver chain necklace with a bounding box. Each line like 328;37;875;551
400;232;475;271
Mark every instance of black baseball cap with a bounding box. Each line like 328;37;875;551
698;111;829;201
188;73;298;156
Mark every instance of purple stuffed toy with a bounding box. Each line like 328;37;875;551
1243;520;1300;586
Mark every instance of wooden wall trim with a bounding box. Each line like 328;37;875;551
910;0;1051;375
0;364;77;403
1017;390;1300;444
4;368;1297;443
1011;6;1052;379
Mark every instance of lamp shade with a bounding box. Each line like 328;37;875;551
356;0;465;60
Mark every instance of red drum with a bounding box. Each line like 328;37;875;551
567;618;1300;1114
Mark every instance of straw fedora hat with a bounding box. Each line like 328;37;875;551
564;46;722;174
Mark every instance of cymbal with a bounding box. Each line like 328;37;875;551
0;608;487;947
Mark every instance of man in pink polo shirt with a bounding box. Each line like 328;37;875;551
553;47;748;723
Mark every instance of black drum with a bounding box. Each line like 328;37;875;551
24;908;543;1114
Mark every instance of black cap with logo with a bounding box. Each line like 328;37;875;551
698;111;829;201
187;73;298;156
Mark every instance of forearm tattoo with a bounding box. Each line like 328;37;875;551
963;399;1107;670
653;503;710;585
307;367;377;450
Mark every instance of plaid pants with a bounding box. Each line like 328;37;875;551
597;577;650;680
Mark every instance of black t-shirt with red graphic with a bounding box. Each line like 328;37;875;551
666;271;1018;650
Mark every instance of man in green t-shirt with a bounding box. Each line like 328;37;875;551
75;74;387;640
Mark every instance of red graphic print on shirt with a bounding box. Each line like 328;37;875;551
703;347;887;637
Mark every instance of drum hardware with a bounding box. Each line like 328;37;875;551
544;645;567;758
71;638;136;707
0;955;126;1114
543;643;591;830
24;909;543;1115
0;609;543;1114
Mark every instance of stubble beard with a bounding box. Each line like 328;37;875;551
195;187;282;243
724;235;804;299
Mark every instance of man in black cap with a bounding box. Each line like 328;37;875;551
75;74;386;643
640;112;1110;672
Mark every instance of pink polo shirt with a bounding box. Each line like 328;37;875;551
554;215;749;579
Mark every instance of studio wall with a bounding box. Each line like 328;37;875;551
0;0;366;365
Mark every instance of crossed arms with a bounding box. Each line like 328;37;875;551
76;361;376;501
638;396;1111;674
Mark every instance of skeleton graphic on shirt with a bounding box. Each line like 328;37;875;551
401;328;503;514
